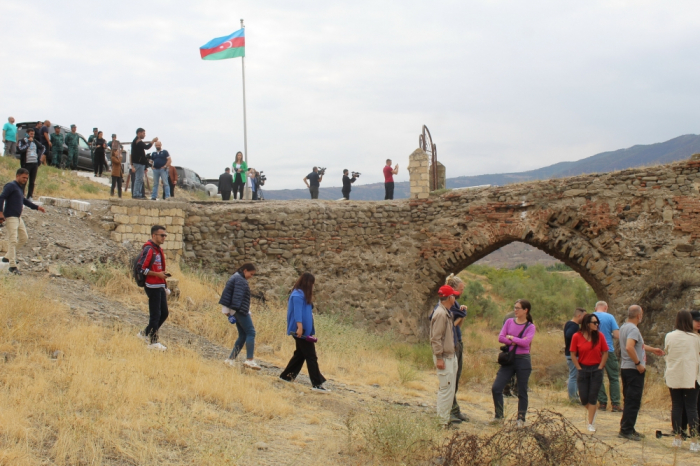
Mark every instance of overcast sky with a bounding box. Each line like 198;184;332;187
2;1;699;189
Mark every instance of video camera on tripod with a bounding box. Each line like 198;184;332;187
256;170;266;187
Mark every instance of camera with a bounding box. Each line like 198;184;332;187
256;171;267;186
318;167;327;176
352;171;361;178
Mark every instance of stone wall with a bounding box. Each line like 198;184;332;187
407;148;430;199
103;157;700;344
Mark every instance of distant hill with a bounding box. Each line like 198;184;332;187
263;134;700;201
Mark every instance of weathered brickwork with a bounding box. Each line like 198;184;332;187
107;156;700;343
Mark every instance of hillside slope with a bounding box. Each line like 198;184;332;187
264;134;700;200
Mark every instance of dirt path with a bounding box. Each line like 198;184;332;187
42;275;700;465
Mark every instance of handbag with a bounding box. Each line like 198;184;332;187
497;322;530;366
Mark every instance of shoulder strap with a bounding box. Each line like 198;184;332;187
517;322;530;339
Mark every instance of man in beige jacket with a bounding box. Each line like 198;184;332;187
430;284;460;427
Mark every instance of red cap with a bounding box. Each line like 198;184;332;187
438;285;460;297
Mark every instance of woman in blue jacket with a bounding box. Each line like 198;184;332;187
219;263;260;370
280;272;329;393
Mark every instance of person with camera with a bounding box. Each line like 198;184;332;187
341;169;358;200
383;159;399;200
304;167;323;199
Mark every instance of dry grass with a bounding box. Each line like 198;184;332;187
0;156;111;200
0;275;296;465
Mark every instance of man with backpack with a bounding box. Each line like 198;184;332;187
135;225;170;350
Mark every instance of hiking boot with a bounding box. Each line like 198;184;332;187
311;385;331;393
618;431;643;441
611;405;623;413
598;403;607;411
243;360;261;371
147;342;167;351
489;417;504;425
449;416;463;424
8;267;21;275
453;412;469;422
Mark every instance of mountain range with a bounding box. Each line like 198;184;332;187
262;134;700;201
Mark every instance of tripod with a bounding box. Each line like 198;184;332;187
257;186;265;201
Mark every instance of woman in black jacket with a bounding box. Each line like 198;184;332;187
94;131;107;177
219;263;260;370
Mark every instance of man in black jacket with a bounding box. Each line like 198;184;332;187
130;128;158;199
0;168;46;275
218;167;234;200
341;169;357;200
17;128;45;200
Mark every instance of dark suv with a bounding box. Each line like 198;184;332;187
15;122;119;171
175;166;206;192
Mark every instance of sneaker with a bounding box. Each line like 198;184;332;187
598;403;607;411
311;385;331;393
136;331;148;342
449;416;463;424
27;197;33;201
588;424;596;433
1;258;8;263
690;441;700;452
147;342;167;351
611;405;623;413
618;431;643;441
672;438;683;448
489;417;504;425
8;267;21;275
242;360;261;371
516;420;525;428
454;412;469;422
223;359;236;367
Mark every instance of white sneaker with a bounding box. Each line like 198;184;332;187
224;359;236;367
137;331;147;342
672;438;682;448
243;360;261;371
311;385;331;393
516;420;524;428
690;441;700;452
147;342;167;351
587;424;596;433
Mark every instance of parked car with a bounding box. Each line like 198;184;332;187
15;121;124;171
175;166;207;192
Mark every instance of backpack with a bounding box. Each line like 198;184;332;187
131;244;156;288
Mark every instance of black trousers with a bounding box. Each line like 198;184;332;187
681;385;700;435
221;190;232;201
620;369;645;434
232;174;244;199
452;340;463;415
280;337;326;387
342;189;350;200
384;181;394;200
671;384;700;437
578;364;604;406
111;176;122;197
94;153;106;175
144;287;169;344
25;163;38;198
492;355;532;420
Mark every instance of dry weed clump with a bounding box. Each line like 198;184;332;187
436;410;614;466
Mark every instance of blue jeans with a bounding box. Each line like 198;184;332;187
151;168;171;200
566;356;579;401
133;163;145;198
229;312;255;360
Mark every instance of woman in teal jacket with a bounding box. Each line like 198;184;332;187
280;272;330;393
232;151;247;200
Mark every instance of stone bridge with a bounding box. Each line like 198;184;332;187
108;151;700;342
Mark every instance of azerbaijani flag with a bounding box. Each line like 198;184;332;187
200;29;245;60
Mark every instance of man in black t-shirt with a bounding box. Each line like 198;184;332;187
303;166;323;199
341;169;357;200
564;307;587;402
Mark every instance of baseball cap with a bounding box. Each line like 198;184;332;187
438;285;460;297
111;134;116;138
93;127;98;131
70;124;76;128
690;310;700;321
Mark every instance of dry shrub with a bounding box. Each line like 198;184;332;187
436;410;614;466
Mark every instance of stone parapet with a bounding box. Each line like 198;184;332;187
407;148;430;199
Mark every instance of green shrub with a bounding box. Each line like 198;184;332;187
360;406;439;463
79;183;100;194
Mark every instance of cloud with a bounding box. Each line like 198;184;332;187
1;0;699;189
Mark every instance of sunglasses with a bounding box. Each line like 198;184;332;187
590;321;600;325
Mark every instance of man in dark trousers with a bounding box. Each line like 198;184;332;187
303;167;323;199
0;168;47;275
137;225;170;351
341;169;357;200
218;167;234;200
383;159;399;200
131;128;158;199
17;128;45;200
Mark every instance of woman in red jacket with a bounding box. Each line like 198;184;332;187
571;313;609;433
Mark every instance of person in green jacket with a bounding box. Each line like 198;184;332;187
64;125;80;169
232;151;247;200
49;126;65;168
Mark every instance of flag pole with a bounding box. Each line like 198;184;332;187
240;18;248;165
